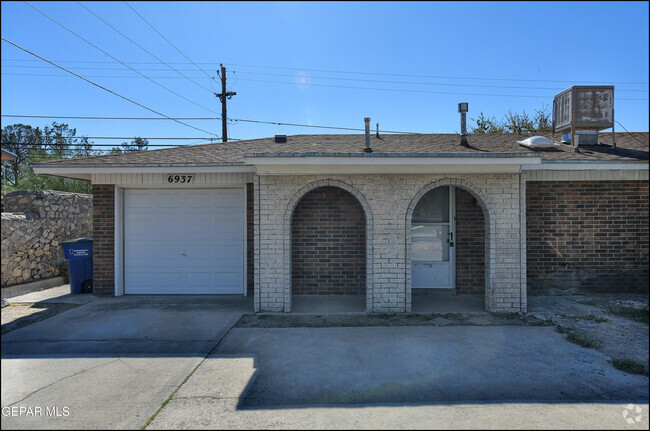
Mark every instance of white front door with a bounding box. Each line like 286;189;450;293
123;188;245;294
411;186;455;289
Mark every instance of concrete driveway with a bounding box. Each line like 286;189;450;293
2;292;648;430
148;326;649;429
1;294;252;429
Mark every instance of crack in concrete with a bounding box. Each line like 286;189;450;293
3;359;121;408
1;338;217;343
140;315;245;429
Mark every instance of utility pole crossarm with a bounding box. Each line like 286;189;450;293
215;64;236;142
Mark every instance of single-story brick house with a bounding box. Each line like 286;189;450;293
32;130;649;313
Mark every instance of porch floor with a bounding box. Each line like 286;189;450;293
412;290;486;314
290;291;486;314
291;295;366;313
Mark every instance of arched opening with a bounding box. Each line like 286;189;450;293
408;184;488;312
290;186;367;312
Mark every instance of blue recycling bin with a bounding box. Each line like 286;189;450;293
60;238;93;294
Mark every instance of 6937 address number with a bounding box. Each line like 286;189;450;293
167;174;194;184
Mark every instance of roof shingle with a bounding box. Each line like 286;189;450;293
33;132;649;167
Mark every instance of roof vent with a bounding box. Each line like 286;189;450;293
274;134;287;143
364;117;372;153
458;102;469;146
517;136;558;149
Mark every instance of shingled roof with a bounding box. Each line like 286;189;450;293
32;132;649;167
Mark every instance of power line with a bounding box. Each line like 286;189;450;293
22;1;219;116
5;70;647;101
1;114;418;134
2;135;215;140
5;66;648;93
615;121;649;146
123;1;213;79
218;62;650;86
2;142;209;146
235;77;650;101
4;57;648;85
75;1;213;94
227;70;649;93
1;37;219;137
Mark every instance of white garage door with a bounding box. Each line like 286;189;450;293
124;189;244;294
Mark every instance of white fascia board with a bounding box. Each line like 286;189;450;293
32;165;255;179
522;161;649;170
247;156;541;175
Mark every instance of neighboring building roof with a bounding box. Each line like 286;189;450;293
1;148;18;161
32;132;648;168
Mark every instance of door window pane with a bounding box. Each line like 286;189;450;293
412;187;449;223
412;225;449;261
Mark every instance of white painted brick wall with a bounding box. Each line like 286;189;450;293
255;174;526;313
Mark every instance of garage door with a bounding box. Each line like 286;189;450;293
124;189;244;294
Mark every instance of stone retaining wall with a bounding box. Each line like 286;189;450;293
1;190;93;287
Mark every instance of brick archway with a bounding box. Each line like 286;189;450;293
284;179;373;312
406;178;495;312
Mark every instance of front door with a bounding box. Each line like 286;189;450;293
411;186;455;289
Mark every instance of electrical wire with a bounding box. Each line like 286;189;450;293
22;1;219;115
235;77;649;101
1;37;219;137
123;1;213;79
219;62;650;85
4;136;215;140
5;57;647;85
1;114;417;134
75;1;213;94
226;70;649;93
4;65;648;93
615;121;649;146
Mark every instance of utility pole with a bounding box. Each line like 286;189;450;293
215;64;236;142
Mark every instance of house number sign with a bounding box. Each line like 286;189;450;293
166;174;195;184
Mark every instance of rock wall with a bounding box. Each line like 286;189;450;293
1;190;93;287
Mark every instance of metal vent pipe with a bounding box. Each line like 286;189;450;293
364;117;372;153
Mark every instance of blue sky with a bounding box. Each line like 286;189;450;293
1;1;648;152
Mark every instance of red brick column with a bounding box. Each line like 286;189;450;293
92;185;114;296
455;188;486;294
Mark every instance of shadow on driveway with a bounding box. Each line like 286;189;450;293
213;326;650;408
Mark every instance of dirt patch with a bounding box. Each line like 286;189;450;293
236;312;551;329
1;302;78;334
529;294;649;370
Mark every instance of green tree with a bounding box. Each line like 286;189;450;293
470;104;552;134
1;122;97;195
469;112;505;134
110;137;149;154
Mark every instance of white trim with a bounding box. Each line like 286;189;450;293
525;169;649;182
249;156;540;175
114;186;124;296
33;165;255;177
522;162;648;170
242;185;247;296
451;186;456;290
